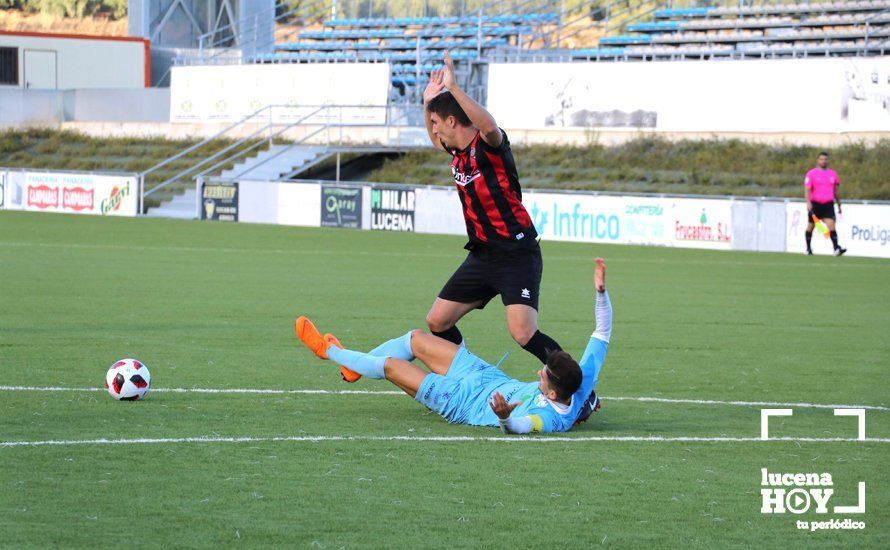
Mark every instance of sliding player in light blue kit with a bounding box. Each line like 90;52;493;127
294;258;612;433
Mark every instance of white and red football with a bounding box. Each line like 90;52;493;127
105;358;151;400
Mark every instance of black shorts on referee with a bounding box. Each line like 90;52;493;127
438;241;543;310
809;201;836;221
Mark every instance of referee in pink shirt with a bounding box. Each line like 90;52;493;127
805;151;846;256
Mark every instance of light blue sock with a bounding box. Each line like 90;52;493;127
327;347;386;379
368;331;415;361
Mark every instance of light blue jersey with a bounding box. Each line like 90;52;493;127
416;336;609;432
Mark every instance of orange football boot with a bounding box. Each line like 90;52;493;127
325;333;361;383
294;316;331;359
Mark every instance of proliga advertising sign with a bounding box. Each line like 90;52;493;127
370;187;415;232
4;171;137;216
202;182;238;221
786;202;890;258
321;186;362;228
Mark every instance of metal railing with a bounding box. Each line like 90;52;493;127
484;0;660;61
197;0;332;60
138;103;427;214
138;104;318;213
865;8;890;50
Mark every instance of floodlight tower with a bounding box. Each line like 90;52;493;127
129;0;275;85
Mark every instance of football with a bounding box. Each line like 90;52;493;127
105;358;151;401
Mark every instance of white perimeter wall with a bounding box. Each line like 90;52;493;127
198;180;890;259
169;64;391;123
488;57;890;133
3;172;886;259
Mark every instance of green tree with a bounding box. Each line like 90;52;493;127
35;0;101;18
104;0;126;19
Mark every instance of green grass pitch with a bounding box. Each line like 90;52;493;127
1;210;888;548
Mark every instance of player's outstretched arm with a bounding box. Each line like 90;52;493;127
592;258;611;340
579;258;612;388
422;69;446;152
441;52;502;148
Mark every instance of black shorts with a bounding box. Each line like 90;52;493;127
809;201;836;221
438;243;543;310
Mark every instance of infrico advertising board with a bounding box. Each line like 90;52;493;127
3;170;138;217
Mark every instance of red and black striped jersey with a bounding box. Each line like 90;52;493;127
445;129;537;250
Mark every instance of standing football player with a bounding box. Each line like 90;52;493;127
418;51;563;366
804;151;846;256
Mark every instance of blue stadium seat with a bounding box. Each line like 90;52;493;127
627;21;681;32
653;7;712;19
570;47;626;57
600;35;651;45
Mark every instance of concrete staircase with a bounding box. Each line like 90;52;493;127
145;188;198;220
145;144;329;219
220;144;328;180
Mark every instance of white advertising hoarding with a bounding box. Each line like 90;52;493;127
414;187;465;236
0;170;6;209
523;192;671;246
197;179;889;258
2;170;137;217
786;202;890;258
277;183;322;227
170;64;390;124
670;198;733;250
488;57;890;133
521;193;731;249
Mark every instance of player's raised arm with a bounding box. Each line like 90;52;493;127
422;69;447;151
440;52;503;148
579;258;612;385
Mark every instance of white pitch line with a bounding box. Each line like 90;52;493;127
2;435;889;448
1;241;884;269
0;385;403;396
0;385;887;411
605;396;890;412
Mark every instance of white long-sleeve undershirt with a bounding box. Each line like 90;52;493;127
591;289;612;343
499;415;533;434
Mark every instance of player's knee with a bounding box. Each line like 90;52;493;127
425;312;451;333
508;323;537;346
408;329;424;354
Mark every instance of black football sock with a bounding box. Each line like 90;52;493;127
432;325;463;345
830;231;839;250
805;230;813;252
522;330;562;364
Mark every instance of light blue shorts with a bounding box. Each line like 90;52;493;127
415;346;511;424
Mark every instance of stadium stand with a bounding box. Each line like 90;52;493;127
267;8;558;91
598;0;890;59
172;1;889;99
